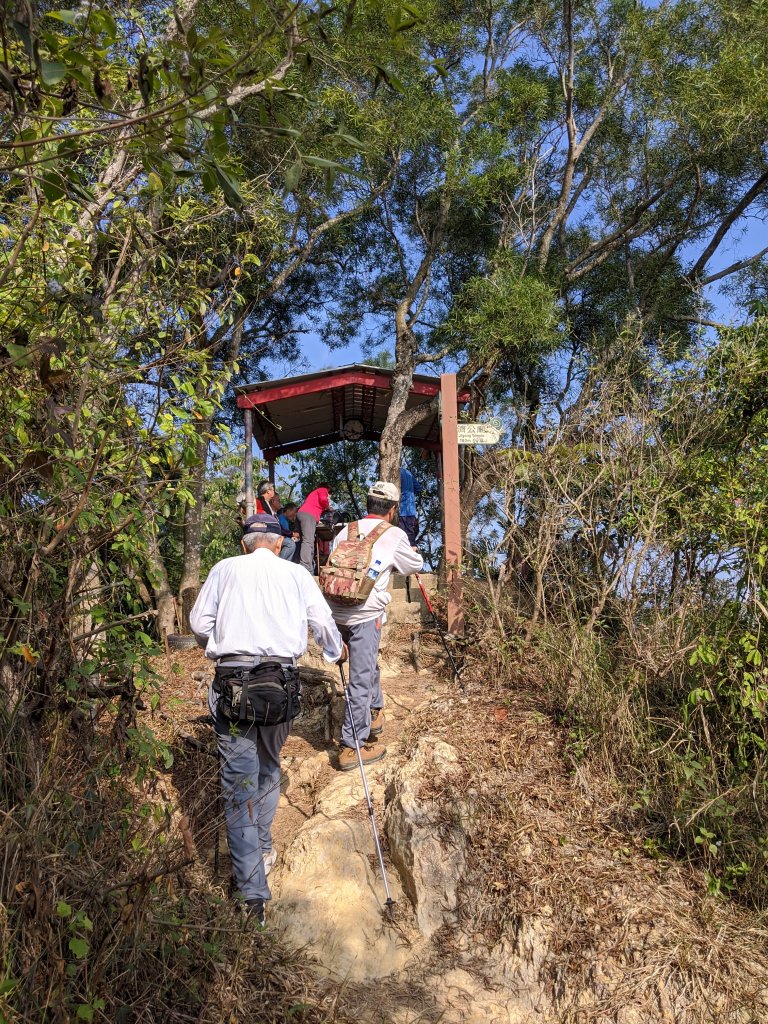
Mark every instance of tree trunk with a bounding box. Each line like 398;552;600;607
378;191;451;482
178;421;210;633
378;310;416;482
144;516;177;637
156;589;177;639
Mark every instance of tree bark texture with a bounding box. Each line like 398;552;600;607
179;420;210;633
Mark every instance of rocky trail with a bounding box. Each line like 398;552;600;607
152;599;768;1024
158;618;477;1021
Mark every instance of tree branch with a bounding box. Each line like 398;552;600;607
687;169;768;283
0;203;40;288
698;244;768;287
194;24;299;120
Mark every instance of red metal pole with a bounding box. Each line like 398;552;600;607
244;408;254;518
440;373;464;635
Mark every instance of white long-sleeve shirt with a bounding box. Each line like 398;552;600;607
327;517;423;626
190;548;343;663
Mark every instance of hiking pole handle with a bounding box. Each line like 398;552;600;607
414;573;436;616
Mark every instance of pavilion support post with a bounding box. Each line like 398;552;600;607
244;408;255;518
268;460;275;485
440;373;464;635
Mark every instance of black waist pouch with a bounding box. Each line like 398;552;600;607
214;663;301;726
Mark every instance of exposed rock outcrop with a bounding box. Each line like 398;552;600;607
384;736;468;938
271;762;417;982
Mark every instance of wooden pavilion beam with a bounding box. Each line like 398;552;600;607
237;369;470;408
262;429;441;462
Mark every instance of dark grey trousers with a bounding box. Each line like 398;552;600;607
208;687;290;901
296;511;317;574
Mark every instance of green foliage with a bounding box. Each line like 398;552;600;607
0;4;426;1017
291;441;378;520
437;252;560;362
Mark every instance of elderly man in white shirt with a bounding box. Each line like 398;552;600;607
190;512;346;926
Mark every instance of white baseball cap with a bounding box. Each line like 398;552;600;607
368;481;400;502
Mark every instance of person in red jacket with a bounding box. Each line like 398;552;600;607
296;483;331;574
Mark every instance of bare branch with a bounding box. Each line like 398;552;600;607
687;169;768;282
698;244;768;287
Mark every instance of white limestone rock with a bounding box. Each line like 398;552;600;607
384;736;467;938
270;814;415;982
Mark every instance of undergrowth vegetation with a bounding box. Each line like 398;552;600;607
408;633;768;1023
470;322;768;908
0;686;355;1024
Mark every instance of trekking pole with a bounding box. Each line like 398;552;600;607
338;663;396;920
414;573;465;691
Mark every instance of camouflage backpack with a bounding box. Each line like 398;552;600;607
319;520;392;605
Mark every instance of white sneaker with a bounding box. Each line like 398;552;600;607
263;848;277;876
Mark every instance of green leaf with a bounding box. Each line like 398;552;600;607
40;170;67;202
373;64;405;94
93;9;117;41
301;155;361;177
112;492;124;509
211;164;244;209
56;900;72;917
40;60;67;86
259;126;301;139
76;1004;94;1022
329;131;368;150
7;343;32;366
284;161;302;192
12;19;40;65
46;11;80;26
68;937;89;959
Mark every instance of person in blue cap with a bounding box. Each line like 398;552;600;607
190;513;347;926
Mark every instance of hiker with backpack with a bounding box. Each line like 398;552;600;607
320;481;423;770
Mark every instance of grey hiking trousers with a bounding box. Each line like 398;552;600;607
296;510;317;574
337;616;384;749
208;686;290;902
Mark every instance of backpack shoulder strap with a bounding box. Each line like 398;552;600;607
349;520;362;541
366;520;392;543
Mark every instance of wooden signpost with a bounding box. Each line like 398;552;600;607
440;373;464;636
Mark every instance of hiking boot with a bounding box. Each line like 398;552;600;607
244;898;266;926
369;708;385;737
338;741;386;772
262;847;276;876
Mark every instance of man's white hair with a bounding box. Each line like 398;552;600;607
242;532;281;553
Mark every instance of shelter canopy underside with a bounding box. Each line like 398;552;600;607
236;364;468;461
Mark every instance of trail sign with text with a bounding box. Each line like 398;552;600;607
457;421;502;445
